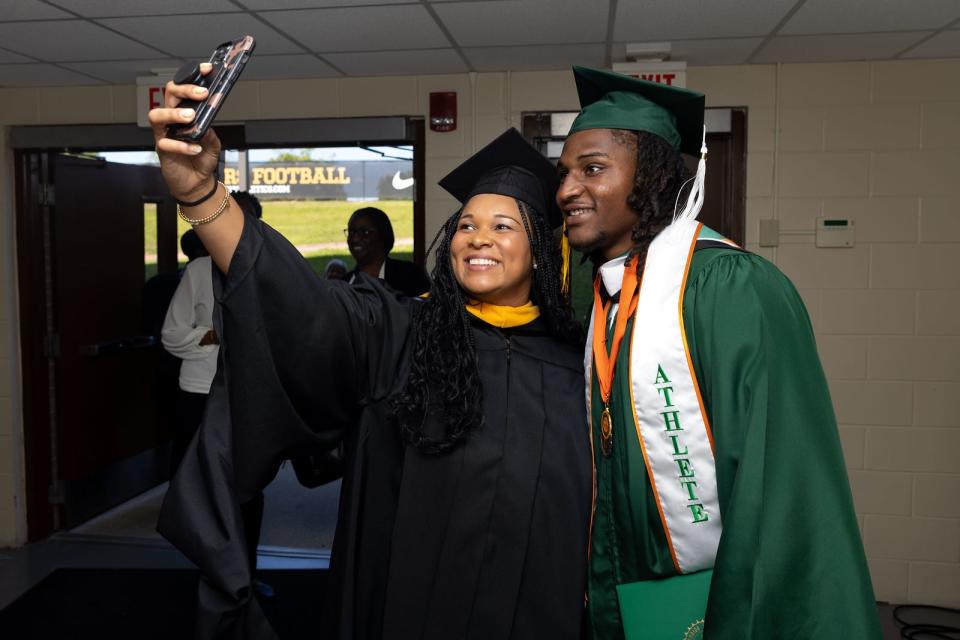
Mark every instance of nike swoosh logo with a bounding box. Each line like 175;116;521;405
392;171;414;190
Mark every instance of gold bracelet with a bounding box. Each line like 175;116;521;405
176;181;230;227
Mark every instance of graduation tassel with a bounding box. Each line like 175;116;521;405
672;125;708;226
560;220;572;296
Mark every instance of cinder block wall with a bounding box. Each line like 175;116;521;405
0;59;957;606
691;60;960;607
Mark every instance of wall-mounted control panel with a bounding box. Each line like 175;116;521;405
816;218;855;248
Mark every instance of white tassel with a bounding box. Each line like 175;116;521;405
671;125;708;227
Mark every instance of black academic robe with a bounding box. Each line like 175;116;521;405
158;214;592;640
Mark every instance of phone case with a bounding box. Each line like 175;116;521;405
166;35;256;142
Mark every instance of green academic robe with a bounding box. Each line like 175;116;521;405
586;243;881;639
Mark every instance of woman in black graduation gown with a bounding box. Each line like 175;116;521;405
150;70;591;640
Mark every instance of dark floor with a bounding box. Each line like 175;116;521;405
70;464;342;549
0;465;917;638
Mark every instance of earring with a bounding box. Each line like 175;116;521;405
533;261;538;269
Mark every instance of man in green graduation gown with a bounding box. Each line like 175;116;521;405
557;66;881;639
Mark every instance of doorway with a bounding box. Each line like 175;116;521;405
222;144;417;277
13;117;426;542
15;151;176;537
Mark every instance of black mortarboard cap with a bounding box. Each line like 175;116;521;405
439;128;562;228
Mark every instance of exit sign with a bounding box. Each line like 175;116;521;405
136;73;174;128
612;61;687;88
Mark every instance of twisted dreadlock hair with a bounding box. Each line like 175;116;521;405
394;198;581;455
611;129;692;268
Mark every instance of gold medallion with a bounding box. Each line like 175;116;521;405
600;407;613;456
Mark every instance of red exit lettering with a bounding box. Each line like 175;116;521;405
639;73;676;86
149;86;166;109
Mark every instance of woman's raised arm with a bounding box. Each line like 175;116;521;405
149;62;243;273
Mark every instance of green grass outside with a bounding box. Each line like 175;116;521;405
144;199;414;279
144;250;413;282
257;199;414;246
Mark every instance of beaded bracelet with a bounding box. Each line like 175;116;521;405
174;176;219;207
177;181;230;227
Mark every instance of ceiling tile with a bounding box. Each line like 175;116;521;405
612;38;764;66
263;5;449;52
0;49;33;64
238;54;340;79
246;0;412;7
323;48;467;76
46;0;238;17
0;0;73;21
464;43;605;72
613;0;797;41
902;29;960;58
435;0;608;47
61;59;185;84
435;0;607;46
96;14;303;58
753;32;932;63
781;0;960;35
0;63;105;87
0;20;164;61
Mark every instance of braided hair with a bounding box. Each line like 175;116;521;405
394;198;580;455
611;129;692;268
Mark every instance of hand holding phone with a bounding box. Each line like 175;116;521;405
167;35;256;142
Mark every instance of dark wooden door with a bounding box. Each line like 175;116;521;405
19;153;178;534
690;108;746;246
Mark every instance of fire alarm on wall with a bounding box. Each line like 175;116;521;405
429;92;457;132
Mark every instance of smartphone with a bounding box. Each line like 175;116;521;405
166;35;256;142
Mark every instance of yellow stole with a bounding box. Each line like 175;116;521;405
465;299;540;328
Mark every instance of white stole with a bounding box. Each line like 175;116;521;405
585;220;722;574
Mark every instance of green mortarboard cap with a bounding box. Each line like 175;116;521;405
569;66;705;156
439;128;562;228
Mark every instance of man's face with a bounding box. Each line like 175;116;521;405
556;129;638;260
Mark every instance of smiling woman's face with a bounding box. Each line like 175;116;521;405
346;212;386;266
450;193;534;307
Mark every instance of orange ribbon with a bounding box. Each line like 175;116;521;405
591;257;641;405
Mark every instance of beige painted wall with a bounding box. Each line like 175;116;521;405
0;58;957;606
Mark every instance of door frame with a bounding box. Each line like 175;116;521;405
14;149;57;539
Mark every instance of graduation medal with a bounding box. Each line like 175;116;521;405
599;406;613;456
590;262;640;458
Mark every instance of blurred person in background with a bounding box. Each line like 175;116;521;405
161;229;213;474
164;189;273;599
345;206;430;296
324;258;348;281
